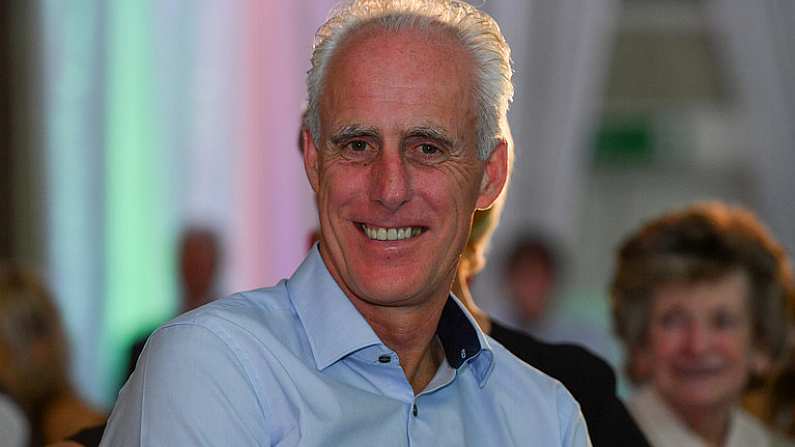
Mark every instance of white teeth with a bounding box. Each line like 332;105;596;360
362;224;424;241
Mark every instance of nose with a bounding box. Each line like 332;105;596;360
370;149;412;211
683;322;711;355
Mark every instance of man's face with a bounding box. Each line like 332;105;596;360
305;27;506;310
508;255;554;322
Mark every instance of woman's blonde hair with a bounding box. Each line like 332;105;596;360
0;263;70;411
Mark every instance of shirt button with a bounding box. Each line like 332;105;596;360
460;348;467;359
378;354;391;363
412;404;418;417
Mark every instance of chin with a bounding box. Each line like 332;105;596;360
350;269;431;306
665;386;739;411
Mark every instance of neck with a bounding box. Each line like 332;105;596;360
670;399;733;447
349;293;447;394
452;270;492;334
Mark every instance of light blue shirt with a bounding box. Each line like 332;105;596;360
101;247;590;446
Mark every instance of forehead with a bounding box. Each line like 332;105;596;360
651;270;751;314
320;25;476;135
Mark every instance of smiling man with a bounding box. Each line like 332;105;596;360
100;1;590;446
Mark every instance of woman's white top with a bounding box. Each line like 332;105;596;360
0;393;28;447
628;386;785;447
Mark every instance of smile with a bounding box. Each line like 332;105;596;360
359;223;425;241
674;363;725;379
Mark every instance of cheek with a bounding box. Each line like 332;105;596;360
719;333;754;363
649;329;680;356
417;165;482;207
319;167;366;205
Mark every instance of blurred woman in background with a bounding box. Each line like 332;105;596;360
0;263;104;445
611;202;794;447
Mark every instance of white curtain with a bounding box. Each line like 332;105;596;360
474;0;619;321
707;0;795;254
39;0;334;406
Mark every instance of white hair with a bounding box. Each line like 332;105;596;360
306;0;514;160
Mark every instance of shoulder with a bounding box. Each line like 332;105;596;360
170;283;293;331
490;320;616;393
102;288;295;445
137;283;313;380
156;283;304;352
486;340;590;444
486;337;581;413
733;408;792;447
489;324;651;446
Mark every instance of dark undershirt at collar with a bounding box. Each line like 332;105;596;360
436;297;482;368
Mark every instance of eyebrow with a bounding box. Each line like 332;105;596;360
403;126;456;149
328;124;458;150
329;125;381;146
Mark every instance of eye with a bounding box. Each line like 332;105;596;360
407;142;448;164
712;311;742;330
349;140;368;152
340;139;377;162
658;310;688;330
420;144;439;155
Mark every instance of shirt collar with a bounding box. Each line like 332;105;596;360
287;245;383;371
287;246;495;384
440;293;495;386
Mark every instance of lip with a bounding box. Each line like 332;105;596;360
673;364;725;378
355;218;428;229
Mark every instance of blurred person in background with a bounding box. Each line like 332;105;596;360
453;201;650;446
0;263;105;445
125;225;222;379
50;227;223;447
611;202;794;447
503;233;561;325
502;233;616;362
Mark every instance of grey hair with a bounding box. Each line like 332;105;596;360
305;0;514;160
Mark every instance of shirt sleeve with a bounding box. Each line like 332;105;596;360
557;384;593;447
100;323;270;446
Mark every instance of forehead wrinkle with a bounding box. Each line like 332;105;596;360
330;124;380;140
327;28;474;103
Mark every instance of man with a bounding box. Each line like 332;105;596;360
101;1;590;445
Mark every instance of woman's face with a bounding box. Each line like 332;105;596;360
639;270;762;415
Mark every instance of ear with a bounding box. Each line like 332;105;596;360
750;349;772;376
475;139;508;210
630;345;653;383
303;127;321;193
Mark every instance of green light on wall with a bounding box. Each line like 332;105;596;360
593;116;655;165
102;0;177;400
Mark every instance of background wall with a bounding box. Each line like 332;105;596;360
5;0;794;406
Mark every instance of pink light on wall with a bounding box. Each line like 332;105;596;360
227;1;319;292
